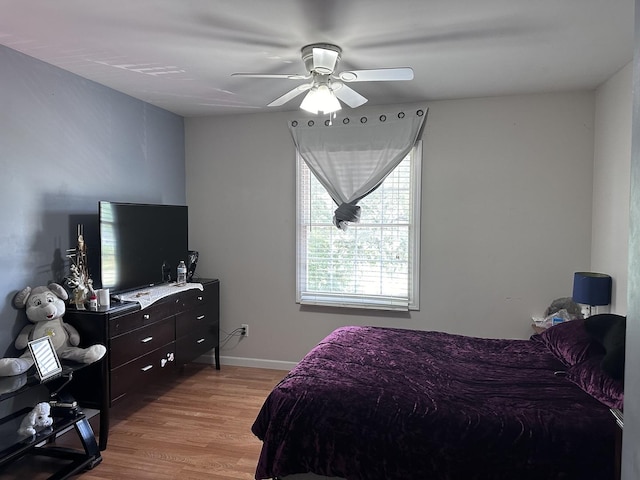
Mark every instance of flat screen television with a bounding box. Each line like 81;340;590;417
99;201;189;294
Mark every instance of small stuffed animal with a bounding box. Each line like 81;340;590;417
544;297;583;319
18;402;53;436
0;283;106;377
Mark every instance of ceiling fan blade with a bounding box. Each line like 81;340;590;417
231;73;310;80
268;84;312;107
333;85;368;108
338;67;414;82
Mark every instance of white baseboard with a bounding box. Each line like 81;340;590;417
194;352;296;371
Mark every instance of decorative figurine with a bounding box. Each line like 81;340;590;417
65;224;93;309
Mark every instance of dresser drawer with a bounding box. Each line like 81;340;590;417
175;327;218;364
110;317;175;369
176;287;209;310
109;301;175;336
110;342;177;402
175;305;210;339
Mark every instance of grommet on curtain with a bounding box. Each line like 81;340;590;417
291;120;298;127
289;104;428;230
307;120;315;127
325;119;331;126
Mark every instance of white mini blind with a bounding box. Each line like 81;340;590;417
297;143;421;311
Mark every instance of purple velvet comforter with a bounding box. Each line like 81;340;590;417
252;326;615;480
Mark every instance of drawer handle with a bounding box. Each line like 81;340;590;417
196;315;205;320
141;336;153;343
196;338;205;344
141;365;153;372
143;314;150;320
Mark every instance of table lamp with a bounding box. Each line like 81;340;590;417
572;272;612;317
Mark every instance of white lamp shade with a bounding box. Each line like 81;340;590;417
300;85;342;114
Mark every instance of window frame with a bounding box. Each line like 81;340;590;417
296;142;422;311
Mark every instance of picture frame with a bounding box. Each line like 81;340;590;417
28;336;62;381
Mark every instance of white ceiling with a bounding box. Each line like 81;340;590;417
0;0;634;117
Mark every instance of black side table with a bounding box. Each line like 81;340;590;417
0;366;102;479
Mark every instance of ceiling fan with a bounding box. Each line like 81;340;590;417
231;43;414;114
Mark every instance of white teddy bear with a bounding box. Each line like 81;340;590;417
0;283;106;377
18;402;53;436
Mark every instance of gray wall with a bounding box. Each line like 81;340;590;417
0;45;186;358
622;1;640;476
593;62;632;313
590;62;635;478
186;92;596;368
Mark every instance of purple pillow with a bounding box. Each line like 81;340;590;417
536;319;604;366
566;356;624;409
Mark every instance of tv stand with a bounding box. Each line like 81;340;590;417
64;278;220;450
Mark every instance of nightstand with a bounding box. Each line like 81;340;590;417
531;316;548;334
531;324;547;334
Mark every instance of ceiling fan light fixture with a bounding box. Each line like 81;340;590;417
234;43;413;111
311;47;339;75
300;85;341;114
301;43;342;75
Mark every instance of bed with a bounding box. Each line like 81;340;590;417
252;318;624;480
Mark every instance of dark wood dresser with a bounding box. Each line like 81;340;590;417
64;278;220;450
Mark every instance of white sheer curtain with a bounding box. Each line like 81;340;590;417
289;104;428;229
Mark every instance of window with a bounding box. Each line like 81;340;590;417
296;142;421;311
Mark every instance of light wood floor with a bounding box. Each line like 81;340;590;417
1;364;288;480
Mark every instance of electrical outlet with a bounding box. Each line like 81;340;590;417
241;324;249;337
